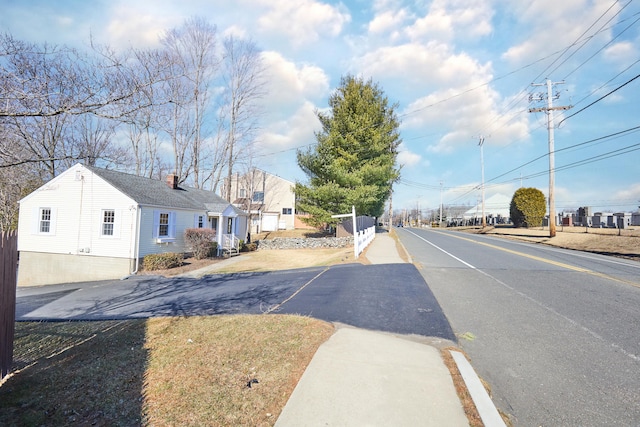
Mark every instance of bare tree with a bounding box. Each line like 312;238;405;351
159;17;218;187
220;35;266;200
0;34;168;173
119;47;171;178
0;159;42;232
64;114;128;169
0;33;165;120
0;38;79;178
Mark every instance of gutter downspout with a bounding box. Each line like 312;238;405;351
123;204;141;279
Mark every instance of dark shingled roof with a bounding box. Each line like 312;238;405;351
85;165;231;213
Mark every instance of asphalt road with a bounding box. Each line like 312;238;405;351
396;227;640;426
16;263;454;341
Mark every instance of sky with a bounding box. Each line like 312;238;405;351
2;0;640;216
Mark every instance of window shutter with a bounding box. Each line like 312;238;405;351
153;210;160;238
169;212;176;238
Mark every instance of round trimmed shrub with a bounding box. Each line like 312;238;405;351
510;187;546;228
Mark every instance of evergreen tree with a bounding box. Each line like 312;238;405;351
295;75;401;227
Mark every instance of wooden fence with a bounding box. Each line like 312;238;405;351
0;231;18;379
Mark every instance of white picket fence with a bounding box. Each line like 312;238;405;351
354;225;375;258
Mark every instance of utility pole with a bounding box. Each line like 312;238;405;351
439;181;443;227
478;136;486;228
388;190;393;228
529;79;572;238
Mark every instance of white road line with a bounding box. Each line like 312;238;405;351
405;229;477;269
405;228;640;362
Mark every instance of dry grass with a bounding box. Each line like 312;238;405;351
143;315;333;426
470;225;640;260
214;247;356;274
1;316;333;426
440;348;484;427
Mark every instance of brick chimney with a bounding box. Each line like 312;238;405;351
166;173;178;189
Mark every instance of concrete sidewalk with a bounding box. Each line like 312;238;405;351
275;326;468;426
276;229;506;426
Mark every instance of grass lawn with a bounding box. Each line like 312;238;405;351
1;315;333;426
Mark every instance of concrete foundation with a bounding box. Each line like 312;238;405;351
18;252;136;287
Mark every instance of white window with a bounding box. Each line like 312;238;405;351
159;213;169;237
239;188;246;198
40;208;51;233
282;208;292;215
253;191;264;202
102;210;115;236
153;210;176;241
34;207;56;235
194;214;205;228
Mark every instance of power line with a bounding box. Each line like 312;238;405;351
562;7;640;79
512;141;640;182
486;125;640;184
558;72;640;126
544;0;632;79
569;58;640;110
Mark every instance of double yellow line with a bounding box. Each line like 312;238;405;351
429;230;640;288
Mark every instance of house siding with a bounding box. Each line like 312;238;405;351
17;165;138;286
224;169;296;231
17;163;246;286
18;164;136;258
137;206;210;257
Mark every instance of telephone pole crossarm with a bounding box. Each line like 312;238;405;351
528;105;573;113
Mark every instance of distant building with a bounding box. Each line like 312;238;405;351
221;169;296;233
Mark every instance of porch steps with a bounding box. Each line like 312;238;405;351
221;247;240;258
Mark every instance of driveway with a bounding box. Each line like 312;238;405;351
16;263;454;340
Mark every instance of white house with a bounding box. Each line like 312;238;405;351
17;163;247;286
222;168;296;234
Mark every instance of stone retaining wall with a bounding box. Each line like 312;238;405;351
256;236;353;250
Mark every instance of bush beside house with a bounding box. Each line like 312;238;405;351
184;228;218;259
142;253;184;270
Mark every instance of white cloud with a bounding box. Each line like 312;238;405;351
368;9;408;35
256;0;351;47
356;41;492;87
612;183;640;205
403;85;529;154
603;41;638;67
397;144;421;167
353;40;529;154
404;0;493;41
256;52;329;153
261;51;330;105
502;0;622;65
258;101;320;150
222;25;248;40
103;2;180;48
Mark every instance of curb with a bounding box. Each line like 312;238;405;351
450;350;507;427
